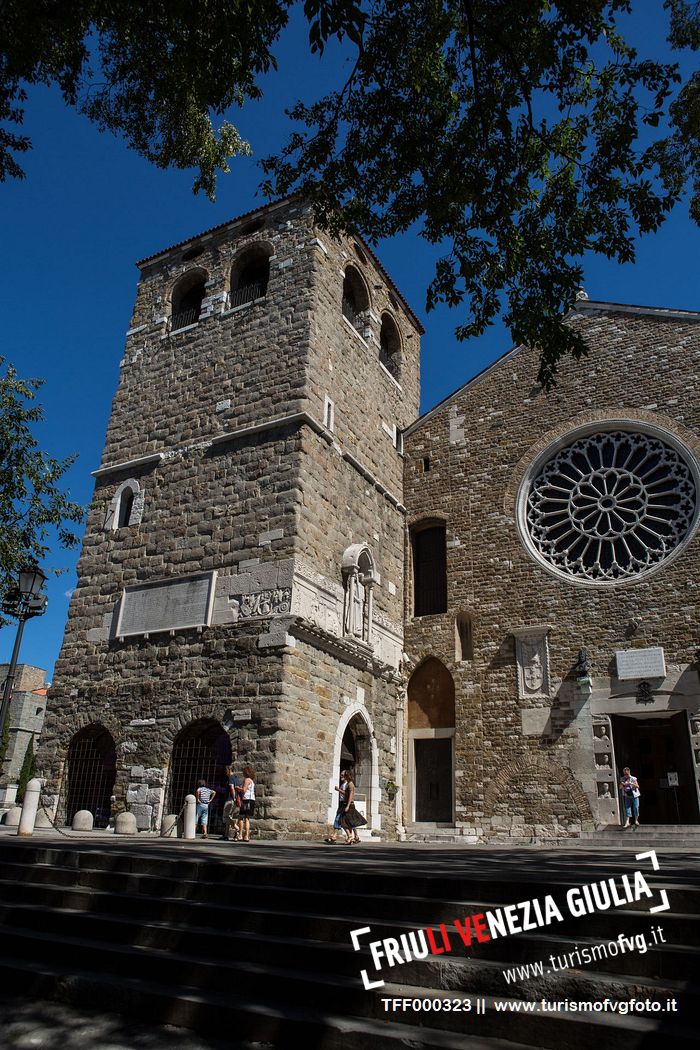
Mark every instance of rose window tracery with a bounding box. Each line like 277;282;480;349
525;430;697;582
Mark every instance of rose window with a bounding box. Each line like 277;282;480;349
525;431;697;582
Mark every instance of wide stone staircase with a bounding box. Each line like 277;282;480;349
0;836;697;1049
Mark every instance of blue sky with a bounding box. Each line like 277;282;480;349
2;5;699;679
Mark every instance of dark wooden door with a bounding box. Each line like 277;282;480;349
612;714;698;824
415;738;453;821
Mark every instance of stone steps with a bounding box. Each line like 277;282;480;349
0;839;696;1048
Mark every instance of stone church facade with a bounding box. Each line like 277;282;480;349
404;299;700;840
38;196;700;840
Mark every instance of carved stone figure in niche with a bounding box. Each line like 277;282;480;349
692;720;700;736
594;725;610;739
596;754;611;768
342;544;377;646
598;784;612;799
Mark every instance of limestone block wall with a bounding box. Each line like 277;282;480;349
269;636;400;840
40;196;423;836
404;305;700;839
40;621;285;829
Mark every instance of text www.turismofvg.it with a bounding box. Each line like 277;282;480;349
502;923;667;984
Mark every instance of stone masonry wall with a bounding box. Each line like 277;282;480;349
40;197;422;837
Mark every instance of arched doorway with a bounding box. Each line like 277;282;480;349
166;719;232;834
330;706;380;833
341;714;373;804
65;725;117;828
408;658;456;822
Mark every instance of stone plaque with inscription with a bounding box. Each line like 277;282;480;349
615;646;666;680
116;572;217;638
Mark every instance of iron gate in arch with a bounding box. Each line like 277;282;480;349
166;719;232;835
64;725;117;828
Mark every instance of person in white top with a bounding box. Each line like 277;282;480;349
237;765;256;842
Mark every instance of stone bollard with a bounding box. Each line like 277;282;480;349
160;813;178;838
183;794;196;840
72;810;94;831
115;811;138;835
18;778;42;837
3;806;22;827
34;810;53;828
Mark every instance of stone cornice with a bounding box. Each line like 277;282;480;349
290;620;398;678
93;411;405;514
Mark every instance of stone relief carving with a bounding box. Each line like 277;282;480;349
513;626;551;700
239;588;291;618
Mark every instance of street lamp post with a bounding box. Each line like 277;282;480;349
0;566;48;753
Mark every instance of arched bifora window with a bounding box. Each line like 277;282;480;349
412;523;447;616
342;266;370;336
379;313;401;381
230;244;271;308
171;270;207;331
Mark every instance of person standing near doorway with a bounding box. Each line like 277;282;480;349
221;765;241;840
195;779;216;839
237;766;255;842
620;767;641;827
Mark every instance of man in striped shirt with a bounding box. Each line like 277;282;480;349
195;780;217;839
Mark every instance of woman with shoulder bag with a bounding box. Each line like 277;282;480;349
342;771;367;845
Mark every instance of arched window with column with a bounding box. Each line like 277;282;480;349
230;243;271;307
342;266;370;337
171;269;207;331
379;312;401;381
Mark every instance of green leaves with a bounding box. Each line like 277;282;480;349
0;358;84;611
2;2;699;378
264;0;694;384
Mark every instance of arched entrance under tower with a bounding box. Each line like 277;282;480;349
166;719;232;835
64;725;117;828
330;706;380;833
408;658;456;823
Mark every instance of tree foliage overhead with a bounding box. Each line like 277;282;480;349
266;0;700;385
2;2;700;383
0;359;83;601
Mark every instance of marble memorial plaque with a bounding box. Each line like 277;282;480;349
615;646;666;680
117;572;216;637
232;708;252;721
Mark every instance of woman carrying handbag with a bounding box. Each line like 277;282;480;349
342;771;368;845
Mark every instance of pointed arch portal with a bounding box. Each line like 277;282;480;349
407;658;455;823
